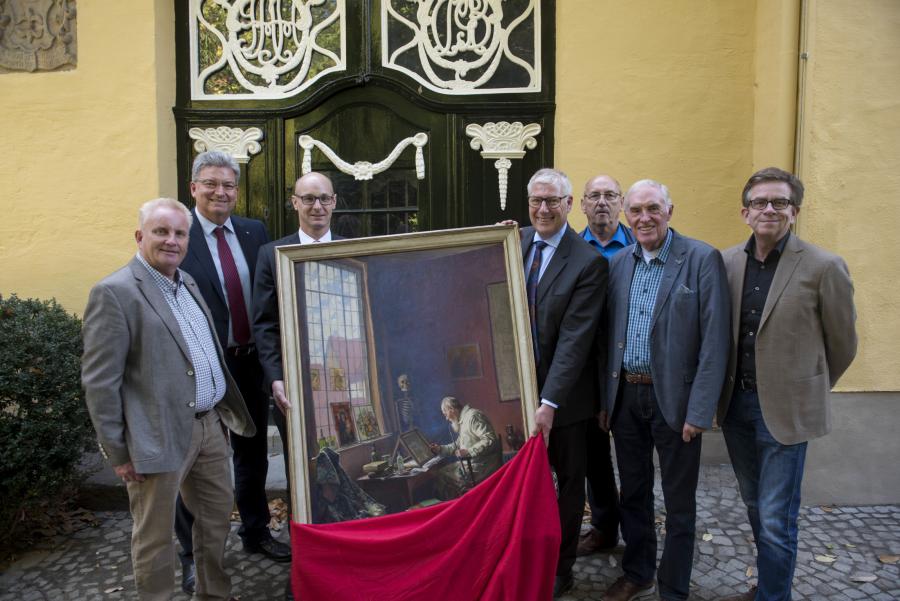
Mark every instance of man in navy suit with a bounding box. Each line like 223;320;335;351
518;168;608;598
175;151;290;593
601;179;730;601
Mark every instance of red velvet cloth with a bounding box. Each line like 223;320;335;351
291;436;560;601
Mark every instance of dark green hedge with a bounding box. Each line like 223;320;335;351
0;294;94;548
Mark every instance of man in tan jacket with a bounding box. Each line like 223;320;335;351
717;168;857;601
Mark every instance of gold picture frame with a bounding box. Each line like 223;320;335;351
276;225;538;524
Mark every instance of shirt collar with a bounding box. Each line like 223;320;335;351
632;228;673;264
136;252;182;291
195;210;233;237
744;231;790;260
532;222;568;249
299;228;333;244
583;222;629;247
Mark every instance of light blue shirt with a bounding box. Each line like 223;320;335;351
623;229;673;375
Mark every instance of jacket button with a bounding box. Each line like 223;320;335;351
617;342;624;349
612;371;618;378
187;370;194;376
188;401;195;408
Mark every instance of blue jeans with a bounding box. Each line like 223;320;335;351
723;389;807;601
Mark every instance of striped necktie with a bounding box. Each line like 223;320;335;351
526;240;547;362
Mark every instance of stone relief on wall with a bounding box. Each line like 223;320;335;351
0;0;77;73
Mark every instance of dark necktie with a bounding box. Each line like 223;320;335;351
526;241;547;362
213;226;251;346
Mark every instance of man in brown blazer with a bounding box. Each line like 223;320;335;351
82;198;255;600
717;168;857;601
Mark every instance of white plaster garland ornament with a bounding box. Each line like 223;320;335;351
188;126;264;163
299;133;428;181
465;121;541;210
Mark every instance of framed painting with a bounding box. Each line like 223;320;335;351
276;225;538;524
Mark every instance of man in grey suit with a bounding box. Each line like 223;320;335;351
82;198;255;600
518;168;608;597
717;168;857;601
601;180;730;601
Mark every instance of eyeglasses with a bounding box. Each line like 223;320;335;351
293;194;336;206
747;197;792;210
584;191;621;202
195;179;237;192
527;196;568;209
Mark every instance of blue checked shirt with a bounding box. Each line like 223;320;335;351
623;230;673;375
136;254;226;412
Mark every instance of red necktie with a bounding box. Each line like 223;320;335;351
213;227;251;346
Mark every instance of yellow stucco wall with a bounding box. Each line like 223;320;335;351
0;0;176;313
795;0;900;390
556;0;757;249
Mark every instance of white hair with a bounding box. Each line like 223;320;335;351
624;179;672;208
138;198;192;228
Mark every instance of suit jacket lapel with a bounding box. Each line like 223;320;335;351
650;231;686;329
727;248;747;344
759;235;803;333
188;214;227;307
232;216;259;286
537;228;572;303
130;259;192;361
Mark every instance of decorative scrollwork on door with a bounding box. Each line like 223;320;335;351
189;0;346;100
381;0;540;95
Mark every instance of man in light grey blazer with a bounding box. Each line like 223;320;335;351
717;168;857;601
601;180;730;601
82;198;255;601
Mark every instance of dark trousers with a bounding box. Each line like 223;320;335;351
548;418;589;577
611;382;701;601
176;352;272;556
272;397;292;512
585;416;620;536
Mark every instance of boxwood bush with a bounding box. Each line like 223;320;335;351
0;294;95;549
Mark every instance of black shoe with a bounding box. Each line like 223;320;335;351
553;571;574;598
243;536;292;562
179;556;196;595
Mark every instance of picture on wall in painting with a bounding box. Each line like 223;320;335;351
275;225;539;525
331;402;357;447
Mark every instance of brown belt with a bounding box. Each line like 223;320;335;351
624;372;653;385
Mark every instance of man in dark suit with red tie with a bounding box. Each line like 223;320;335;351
519;168;608;597
176;151;290;593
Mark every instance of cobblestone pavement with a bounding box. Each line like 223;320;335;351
1;465;898;600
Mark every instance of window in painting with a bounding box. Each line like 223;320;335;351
305;260;380;449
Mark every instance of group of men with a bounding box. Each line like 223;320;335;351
81;152;856;601
522;167;857;601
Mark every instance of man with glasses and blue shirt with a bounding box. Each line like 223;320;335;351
577;174;634;558
602;179;730;601
717;168;857;601
518;168;608;597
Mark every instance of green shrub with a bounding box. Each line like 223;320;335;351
0;294;95;549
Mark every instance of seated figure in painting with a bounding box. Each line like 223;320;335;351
312;447;386;524
429;396;503;499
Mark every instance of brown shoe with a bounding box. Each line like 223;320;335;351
719;585;757;601
602;576;655;601
576;528;619;556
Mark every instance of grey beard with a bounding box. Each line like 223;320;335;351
449;419;460;433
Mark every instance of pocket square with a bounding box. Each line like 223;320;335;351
677;284;695;294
